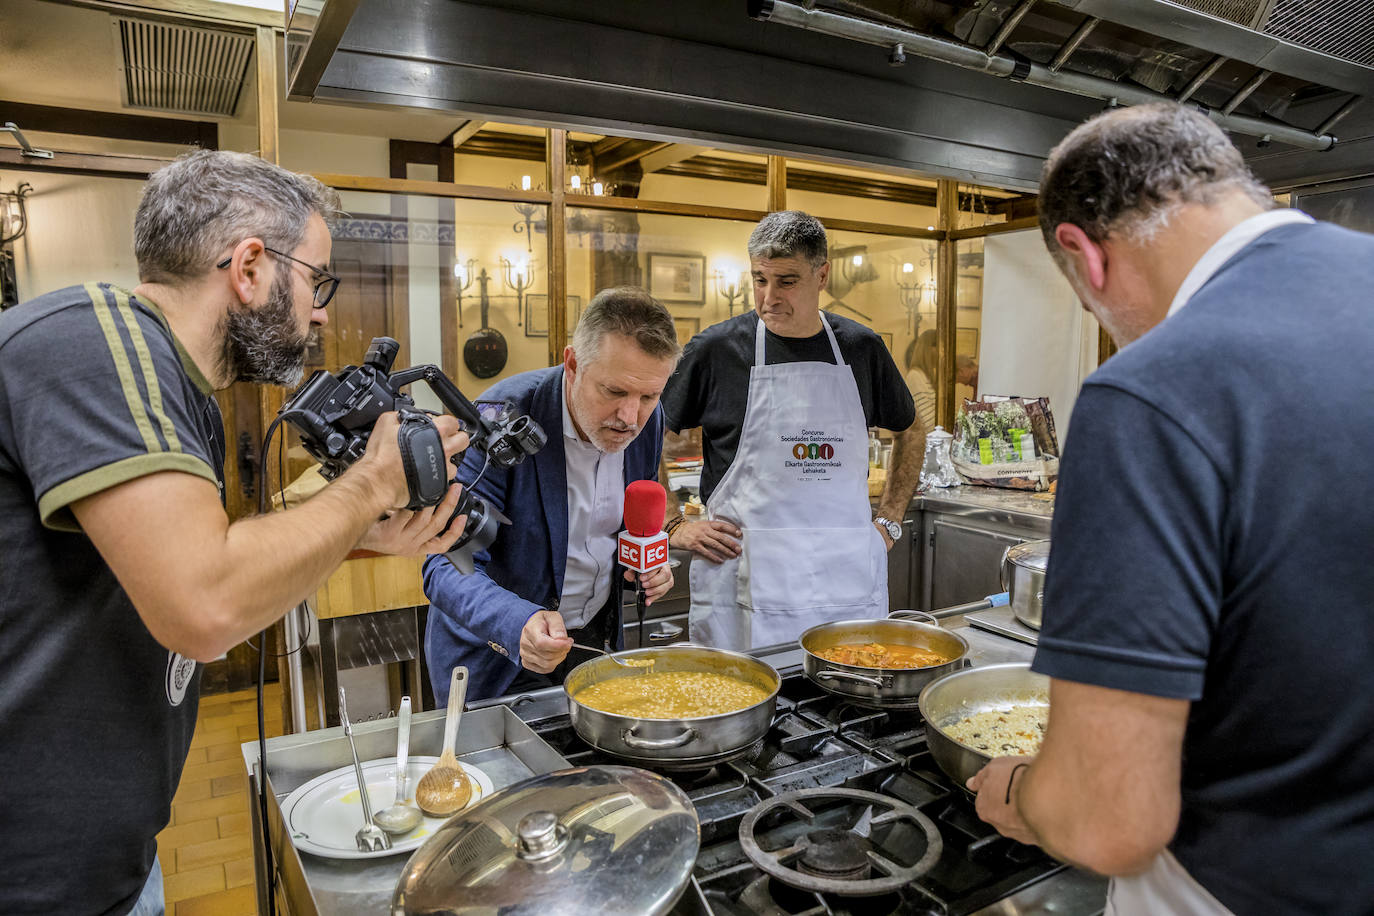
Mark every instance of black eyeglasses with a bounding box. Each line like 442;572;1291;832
216;246;340;308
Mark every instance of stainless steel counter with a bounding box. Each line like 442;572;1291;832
241;704;570;915
913;485;1055;536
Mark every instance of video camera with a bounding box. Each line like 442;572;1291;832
277;336;546;572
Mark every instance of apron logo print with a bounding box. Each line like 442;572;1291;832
791;442;835;460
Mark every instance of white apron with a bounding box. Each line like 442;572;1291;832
1106;850;1235;916
689;314;887;650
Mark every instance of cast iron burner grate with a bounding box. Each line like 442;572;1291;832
529;669;1068;915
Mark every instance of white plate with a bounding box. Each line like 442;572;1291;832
282;756;494;860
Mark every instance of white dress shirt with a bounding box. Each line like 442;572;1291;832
558;390;624;629
1166;208;1314;317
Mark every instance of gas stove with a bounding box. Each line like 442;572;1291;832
517;665;1107;916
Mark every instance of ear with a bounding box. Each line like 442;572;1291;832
1054;224;1108;291
814;261;831;286
563;345;578;377
223;237;269;305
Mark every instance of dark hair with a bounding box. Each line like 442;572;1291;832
135;149;342;284
572;286;682;366
1039;103;1272;256
747;210;829;269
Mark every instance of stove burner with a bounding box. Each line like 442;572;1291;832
739;788;943;897
797;827;870;881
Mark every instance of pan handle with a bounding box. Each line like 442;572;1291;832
888;610;939;624
622;726;697;750
816;669;892;688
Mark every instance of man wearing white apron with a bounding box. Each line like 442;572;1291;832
660;211;923;651
966;105;1374;913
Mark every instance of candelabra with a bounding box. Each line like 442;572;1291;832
511;175;546;254
826;245;878;301
500;256;534;327
452;257;478;328
712;269;750;315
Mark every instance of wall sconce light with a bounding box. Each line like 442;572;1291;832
712;268;751;315
511;177;546;253
0;183;33;246
500;256;534;327
826;244;878;302
453;256;478;328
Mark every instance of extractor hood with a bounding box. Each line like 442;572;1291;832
284;0;1373;191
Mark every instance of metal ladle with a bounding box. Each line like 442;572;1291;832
373;696;422;836
570;642;654;668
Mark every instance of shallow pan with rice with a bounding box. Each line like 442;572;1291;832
917;662;1050;792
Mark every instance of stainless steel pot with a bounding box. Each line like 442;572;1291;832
564;646;780;769
1001;539;1050;630
799;612;970;710
917;662;1050;790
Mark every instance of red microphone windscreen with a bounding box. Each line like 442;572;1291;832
623;479;667;537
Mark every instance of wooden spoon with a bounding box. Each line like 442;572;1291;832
415;667;473;817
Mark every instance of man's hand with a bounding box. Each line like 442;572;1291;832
671;518;742;563
356;482;468;556
873;520;895;550
356;412;470;509
626;563;674;605
968;756;1040;846
520;609;573;674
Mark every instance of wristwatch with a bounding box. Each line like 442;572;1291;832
874;516;903;542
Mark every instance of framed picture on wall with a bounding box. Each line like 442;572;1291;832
647;253;707;304
523;294;582;338
956;327;979;355
672;316;700;346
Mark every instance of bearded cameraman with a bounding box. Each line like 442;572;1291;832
0;150;469;916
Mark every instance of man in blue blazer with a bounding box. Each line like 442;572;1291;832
423;287;681;703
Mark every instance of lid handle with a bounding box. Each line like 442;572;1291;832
517;811;569;860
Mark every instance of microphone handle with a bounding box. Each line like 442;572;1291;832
635;577;646;649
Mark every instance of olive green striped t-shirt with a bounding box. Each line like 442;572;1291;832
0;282;225;914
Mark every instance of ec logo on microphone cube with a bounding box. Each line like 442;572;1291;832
618;532;669;572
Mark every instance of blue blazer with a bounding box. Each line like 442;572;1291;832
422;366;665;703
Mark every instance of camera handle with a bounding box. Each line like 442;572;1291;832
388;365;499;445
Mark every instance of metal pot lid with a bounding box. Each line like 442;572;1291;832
1005;538;1051;572
925;424;953;441
392;765;699;916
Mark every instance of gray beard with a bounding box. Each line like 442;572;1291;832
222;271;309;386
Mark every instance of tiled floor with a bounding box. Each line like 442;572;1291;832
158;682;284;915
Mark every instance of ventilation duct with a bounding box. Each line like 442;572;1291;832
115;17;254;118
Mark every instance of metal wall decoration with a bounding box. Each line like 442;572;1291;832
462;267;508;379
647;253;706;305
0;182;33;309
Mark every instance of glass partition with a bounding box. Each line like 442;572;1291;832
566;206;759;345
955;237;985;410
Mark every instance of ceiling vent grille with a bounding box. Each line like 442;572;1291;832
1263;0;1374;67
115;17;254;118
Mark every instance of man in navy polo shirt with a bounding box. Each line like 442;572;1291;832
968;103;1374;914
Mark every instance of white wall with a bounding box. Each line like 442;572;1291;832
2;169;144;300
980;229;1098;442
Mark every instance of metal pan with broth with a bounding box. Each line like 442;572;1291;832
800;617;969;709
565;647;780;769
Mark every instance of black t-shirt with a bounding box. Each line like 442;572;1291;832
1032;222;1374;913
0;284;225;915
661;311;915;501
